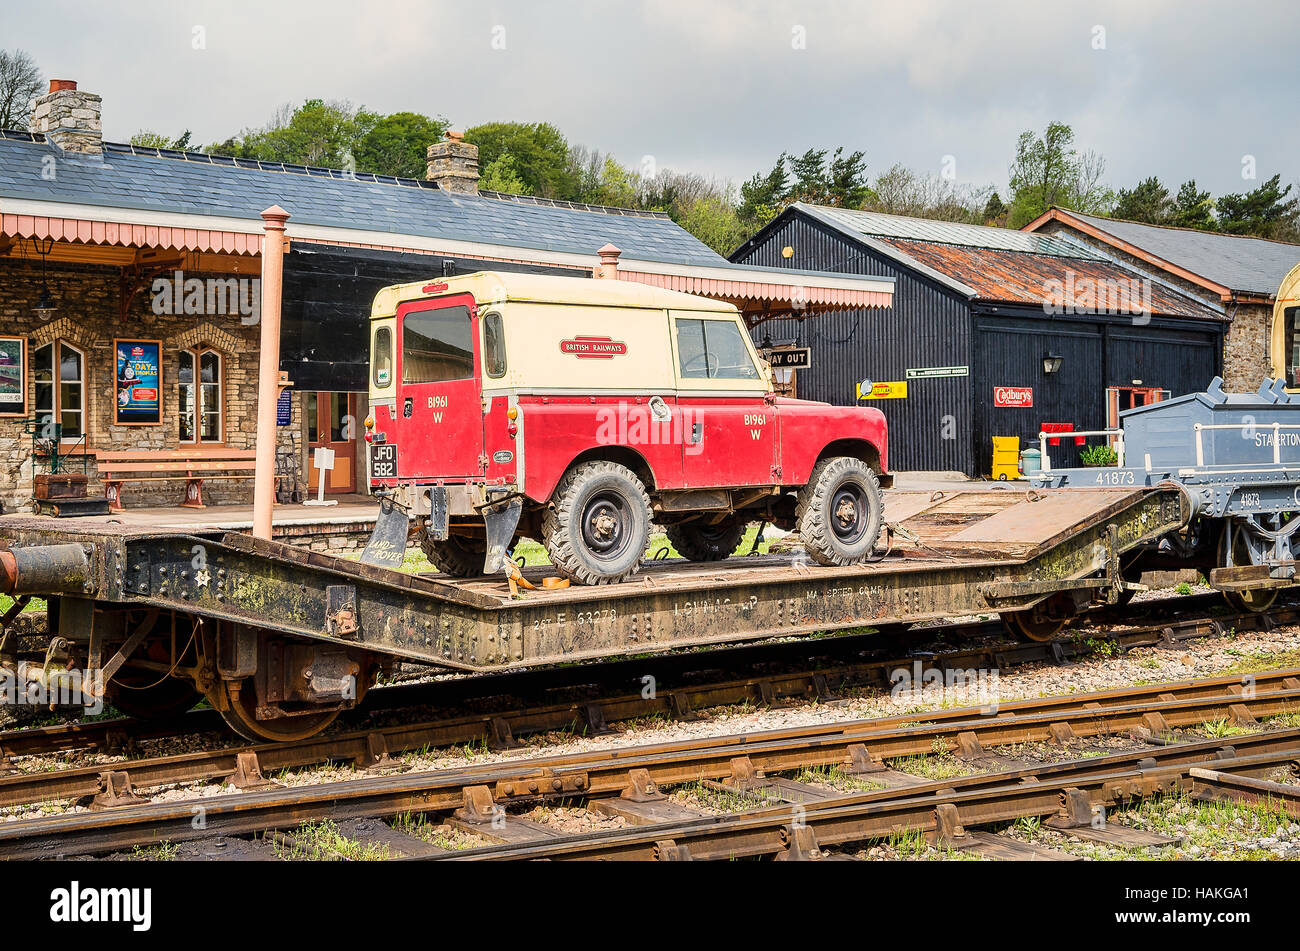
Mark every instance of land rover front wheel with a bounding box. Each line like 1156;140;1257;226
795;456;884;566
543;461;652;584
667;516;746;561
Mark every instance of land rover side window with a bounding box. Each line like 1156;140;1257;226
483;312;506;378
372;327;393;387
676;318;760;380
402;305;474;383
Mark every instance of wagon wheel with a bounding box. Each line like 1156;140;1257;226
1218;524;1278;614
216;679;339;743
1002;593;1076;643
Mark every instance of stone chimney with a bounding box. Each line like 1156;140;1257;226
426;130;479;194
29;80;102;155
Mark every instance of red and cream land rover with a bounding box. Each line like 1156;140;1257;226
364;272;890;584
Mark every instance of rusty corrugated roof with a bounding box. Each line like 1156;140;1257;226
879;237;1224;320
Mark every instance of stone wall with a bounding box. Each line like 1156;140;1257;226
0;259;304;511
1220;302;1272;393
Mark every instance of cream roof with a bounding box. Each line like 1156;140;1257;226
371;271;739;318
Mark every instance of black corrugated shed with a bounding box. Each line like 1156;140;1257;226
731;205;1227;476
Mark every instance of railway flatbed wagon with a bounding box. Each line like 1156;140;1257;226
0;485;1191;742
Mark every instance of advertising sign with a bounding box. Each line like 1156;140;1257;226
993;386;1033;408
115;339;162;425
856;380;908;400
0;337;25;416
906;365;968;379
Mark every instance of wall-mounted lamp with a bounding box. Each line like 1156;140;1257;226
32;237;56;321
781;245;794;259
1042;352;1064;375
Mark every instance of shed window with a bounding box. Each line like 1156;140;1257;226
33;341;84;440
402;306;474;383
676;319;760;380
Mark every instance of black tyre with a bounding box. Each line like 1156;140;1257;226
667;517;746;562
795;456;884;566
542;461;651;584
420;532;486;577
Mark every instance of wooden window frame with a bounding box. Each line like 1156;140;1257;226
178;345;226;446
33;339;87;445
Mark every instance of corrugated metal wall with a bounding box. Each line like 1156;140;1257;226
971;306;1223;470
732;213;975;473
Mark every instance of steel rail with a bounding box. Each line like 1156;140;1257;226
1;678;1297;859
0;658;1295;812
437;746;1300;862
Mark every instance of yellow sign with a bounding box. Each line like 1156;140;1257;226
856;380;908;400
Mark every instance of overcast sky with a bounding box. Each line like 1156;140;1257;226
6;0;1298;198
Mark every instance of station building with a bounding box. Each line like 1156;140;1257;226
0;80;891;515
730;204;1230;476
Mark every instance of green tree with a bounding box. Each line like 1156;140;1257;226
737;155;790;230
209;99;372;168
478;153;529;194
0;49;41;130
1006;121;1112;227
130;129;193;150
981;191;1008;226
826;147;870;208
1112;176;1172;224
354;111;447;179
787;148;830;204
1217;174;1300;239
1169;180;1216;231
465;121;576;199
674;191;748;255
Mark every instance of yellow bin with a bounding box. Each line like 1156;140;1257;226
991;436;1021;481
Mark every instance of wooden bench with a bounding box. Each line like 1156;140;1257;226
92;448;267;512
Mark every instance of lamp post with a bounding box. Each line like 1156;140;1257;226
253;205;290;540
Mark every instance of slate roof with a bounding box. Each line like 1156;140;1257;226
1054;210;1300;298
0;133;725;266
799;203;1106;258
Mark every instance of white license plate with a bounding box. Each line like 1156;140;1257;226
370;443;397;478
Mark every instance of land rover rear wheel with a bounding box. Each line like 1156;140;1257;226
795;456;884;566
542;461;652;585
420;532;486;577
667;516;746;562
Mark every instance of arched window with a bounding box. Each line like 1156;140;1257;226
178;347;223;443
33;340;85;440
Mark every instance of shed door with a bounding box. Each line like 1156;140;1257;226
396;295;484;481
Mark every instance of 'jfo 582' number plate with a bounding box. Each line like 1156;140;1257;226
370;443;397;479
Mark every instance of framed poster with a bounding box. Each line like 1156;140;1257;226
0;336;25;417
114;339;163;425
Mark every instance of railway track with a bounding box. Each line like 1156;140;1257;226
0;593;1292;814
2;669;1297;859
1;589;1288;765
